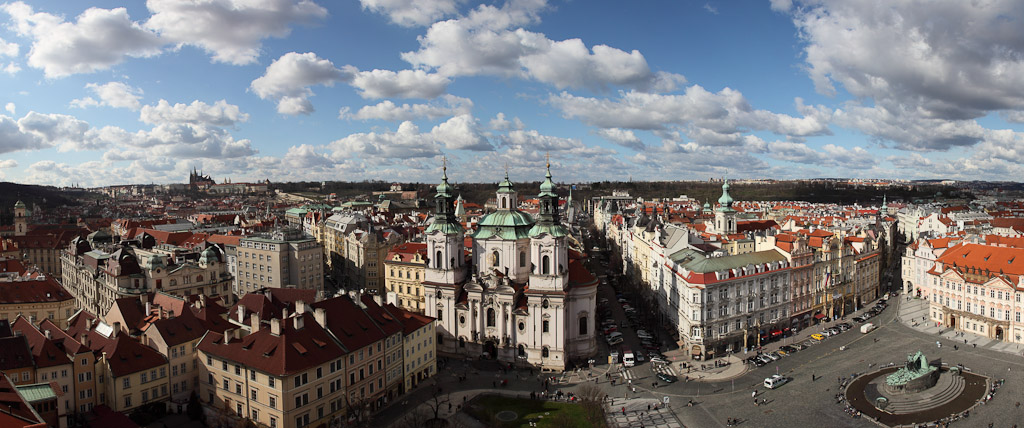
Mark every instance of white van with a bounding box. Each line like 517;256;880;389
623;349;636;367
860;322;876;334
764;374;788;389
606;331;623;341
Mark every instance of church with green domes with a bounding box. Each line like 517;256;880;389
422;162;598;370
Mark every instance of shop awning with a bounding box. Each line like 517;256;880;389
814;313;826;320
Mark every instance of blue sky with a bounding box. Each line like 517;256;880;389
1;0;1023;187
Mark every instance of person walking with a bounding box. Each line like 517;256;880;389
752;389;757;398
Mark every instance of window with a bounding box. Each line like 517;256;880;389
237;403;243;415
542;347;549;358
269;377;275;388
519;251;526;267
123;378;130;389
542;255;550;275
486;308;495;327
124;395;131;408
579;316;587;335
269;395;277;409
492;250;500;267
543;320;549;333
437;309;442;321
251;389;257;400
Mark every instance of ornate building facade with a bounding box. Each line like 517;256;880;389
423;163;597;370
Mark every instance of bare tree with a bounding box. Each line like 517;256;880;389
576;383;608;428
423;387;452;422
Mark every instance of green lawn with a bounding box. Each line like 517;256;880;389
465;394;604;428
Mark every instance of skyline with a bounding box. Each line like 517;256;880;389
0;0;1023;187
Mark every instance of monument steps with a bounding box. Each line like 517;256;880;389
883;374;965;414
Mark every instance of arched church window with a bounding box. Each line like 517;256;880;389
492;250;500;267
486;308;495;327
519;251;526;268
542;255;550;275
436;251;443;269
579;316;588;335
502;198;507;209
518;344;526;357
541;347;549;358
542;299;549;308
458;337;465;348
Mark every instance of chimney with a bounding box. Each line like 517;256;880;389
314;307;326;327
80;334;90;347
43;329;51;340
250;313;260;333
237;305;246;322
270;318;281;336
113;322;121;336
145;301;152;316
295;300;307;314
293;315;304;330
282;308;289;319
159;306;166;319
223;329;233;344
199;294;207;308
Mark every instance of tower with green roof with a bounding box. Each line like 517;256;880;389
528;159;569;291
471;168;534;282
424;160;467;288
14;200;26;236
714;177;737;234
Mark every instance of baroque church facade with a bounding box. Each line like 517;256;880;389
422;163;597;370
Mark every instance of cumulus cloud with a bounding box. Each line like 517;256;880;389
786;0;1024;151
145;0;327;65
431;114;492;151
70;82;144;110
282;144;335;169
360;0;460;27
329;121;442;159
0;115;40;153
767;140;876;169
140;99;249;126
341;95;472;121
0;36;17;57
550;87;831;146
488;112;524;131
2;2;163;78
4;103;13;115
401;0;684;92
595;128;644;151
0;159;16;168
250;52;353;115
350;68;450;99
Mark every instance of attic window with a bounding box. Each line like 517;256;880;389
312;338;327;348
263;344;277;357
291;342;307;355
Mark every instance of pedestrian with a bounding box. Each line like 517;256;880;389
752;389;757;398
974;343;977;348
648;404;651;411
622;407;626;415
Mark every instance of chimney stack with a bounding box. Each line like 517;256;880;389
199;294;207;308
250;313;260;333
237;305;246;322
113;322;121;336
293;314;304;330
295;300;307;314
159;306;166;319
223;329;233;344
270;318;281;336
145;301;152;316
43;329;50;340
80;334;90;347
314;307;326;327
282;308;289;319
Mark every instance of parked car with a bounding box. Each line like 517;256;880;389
650;356;668;365
657;373;679;383
779;345;797;354
811;333;825;341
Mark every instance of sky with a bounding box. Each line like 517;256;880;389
1;0;1024;187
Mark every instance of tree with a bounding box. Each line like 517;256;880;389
186;391;204;422
576;383;608;428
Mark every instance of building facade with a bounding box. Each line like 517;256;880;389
383;243;427;312
422;164;597;370
235;229;323;297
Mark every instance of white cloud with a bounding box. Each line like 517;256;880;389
430;114;492;151
0;36;17;57
329;121;442;159
350;68;450;99
0;115;40;153
1;62;19;75
144;0;327;65
71;82;144;110
769;0;793;12
2;2;163;78
360;0;460;27
550;87;831;146
4;103;13;115
17;111;104;151
595;128;644;151
250;52;354;115
341;95;472;121
401;0;684;92
786;0;1024;150
0;159;16;168
140;99;249;126
282;144;335;169
488;112;524;131
703;3;718;14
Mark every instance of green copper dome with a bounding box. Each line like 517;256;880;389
473;210;534;240
497;171;515;194
717;177;735;212
436;164;453;197
538;161;556;197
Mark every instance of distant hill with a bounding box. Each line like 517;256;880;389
0;182;79;225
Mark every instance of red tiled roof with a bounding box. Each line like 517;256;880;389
11;317;71;369
0;277;74;305
935;243;1024;285
0;373;44;427
94;334;168;378
150;309;207;347
198;312;344;376
382;304;434;335
359;295;403;337
38;318;87;356
311;296;386;353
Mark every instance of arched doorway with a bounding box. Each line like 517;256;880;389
484;340;497;358
995;326;1004;341
949;315;956;329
